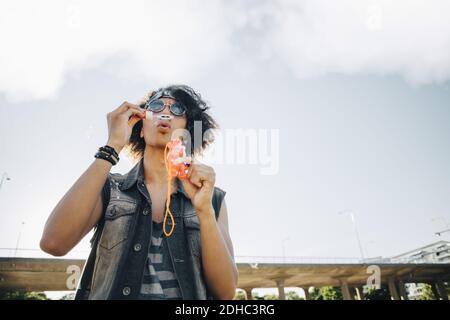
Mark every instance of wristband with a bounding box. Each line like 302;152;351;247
95;145;120;165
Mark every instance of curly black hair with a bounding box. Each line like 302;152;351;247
126;84;219;159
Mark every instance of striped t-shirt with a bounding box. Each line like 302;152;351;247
138;221;182;300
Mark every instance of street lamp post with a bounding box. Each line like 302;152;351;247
339;210;365;261
14;222;25;258
0;172;11;191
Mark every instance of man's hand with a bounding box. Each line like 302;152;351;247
106;101;146;153
180;161;216;217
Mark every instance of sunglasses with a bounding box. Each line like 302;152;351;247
143;89;187;116
144;99;187;117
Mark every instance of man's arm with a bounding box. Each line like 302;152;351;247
40;101;146;256
198;200;238;300
40;159;112;256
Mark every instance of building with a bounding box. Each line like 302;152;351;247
389;241;450;264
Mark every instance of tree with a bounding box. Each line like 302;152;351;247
286;290;303;300
233;290;246;300
322;286;342;300
252;293;264;300
309;286;342;300
419;284;436;300
0;291;49;300
309;287;322;300
364;287;390;300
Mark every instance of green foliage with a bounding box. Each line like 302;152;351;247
309;286;342;300
252;293;264;300
0;291;49;300
233;290;247;300
419;284;436;300
309;287;321;300
234;289;305;300
364;287;390;300
286;290;303;300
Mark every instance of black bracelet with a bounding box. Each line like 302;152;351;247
99;150;119;162
102;145;119;158
95;152;118;165
95;145;120;165
95;152;115;165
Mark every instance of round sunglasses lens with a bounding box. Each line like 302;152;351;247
170;103;186;116
147;100;165;112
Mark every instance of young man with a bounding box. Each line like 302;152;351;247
40;85;238;300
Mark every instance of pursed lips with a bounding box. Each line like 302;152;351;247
156;120;171;131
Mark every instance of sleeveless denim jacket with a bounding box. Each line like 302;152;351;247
75;159;226;300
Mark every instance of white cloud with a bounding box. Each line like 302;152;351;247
1;0;449;102
268;0;450;85
0;0;236;102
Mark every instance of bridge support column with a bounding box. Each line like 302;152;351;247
243;288;254;300
276;279;286;300
388;277;400;300
340;280;353;300
355;286;364;300
427;281;440;300
434;279;449;300
302;287;310;300
350;287;359;300
398;281;408;300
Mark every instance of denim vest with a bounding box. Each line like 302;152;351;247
75;159;226;300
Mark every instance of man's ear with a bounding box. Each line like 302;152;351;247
140;130;144;138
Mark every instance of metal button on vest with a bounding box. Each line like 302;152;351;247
133;243;142;252
142;208;149;216
122;286;131;296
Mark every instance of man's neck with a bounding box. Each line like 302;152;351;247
143;145;168;185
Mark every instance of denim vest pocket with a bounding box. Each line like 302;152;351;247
184;211;201;257
99;199;137;250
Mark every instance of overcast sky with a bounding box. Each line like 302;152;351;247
1;0;450;261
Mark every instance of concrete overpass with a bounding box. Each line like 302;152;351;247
1;257;449;300
237;261;450;300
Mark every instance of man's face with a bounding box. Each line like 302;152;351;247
141;97;188;149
